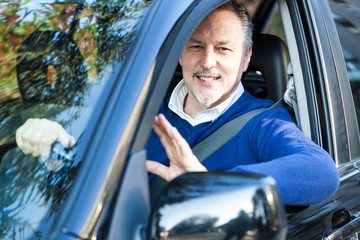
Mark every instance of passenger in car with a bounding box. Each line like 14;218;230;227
15;1;339;206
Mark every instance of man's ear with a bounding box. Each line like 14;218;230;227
242;46;252;73
179;57;183;67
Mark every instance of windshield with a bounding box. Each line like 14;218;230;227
0;0;151;238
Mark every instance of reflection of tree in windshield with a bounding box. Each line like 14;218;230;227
0;0;150;104
0;103;82;239
0;151;81;239
0;0;151;238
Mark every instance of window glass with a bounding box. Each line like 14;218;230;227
242;2;287;101
329;0;360;129
0;0;151;238
263;4;286;44
245;0;261;15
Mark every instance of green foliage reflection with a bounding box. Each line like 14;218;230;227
0;0;150;103
0;0;151;238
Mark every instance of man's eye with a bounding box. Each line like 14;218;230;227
219;47;230;52
190;45;202;50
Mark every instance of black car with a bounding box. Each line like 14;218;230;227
0;0;359;239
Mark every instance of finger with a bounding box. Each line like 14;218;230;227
153;117;177;160
153;121;168;140
154;114;195;163
155;114;185;151
157;114;177;138
44;119;75;148
169;126;191;151
57;130;76;148
160;121;192;159
153;124;185;162
155;131;175;161
146;160;170;181
153;115;172;142
166;126;206;172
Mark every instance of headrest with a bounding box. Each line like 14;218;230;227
244;34;290;102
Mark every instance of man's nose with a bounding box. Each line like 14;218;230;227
200;48;217;69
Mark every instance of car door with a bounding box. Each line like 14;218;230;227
266;0;360;239
82;0;360;239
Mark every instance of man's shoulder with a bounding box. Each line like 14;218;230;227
239;92;295;120
228;95;297;133
235;91;273;110
227;91;275;119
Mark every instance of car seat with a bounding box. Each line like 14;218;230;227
243;33;290;102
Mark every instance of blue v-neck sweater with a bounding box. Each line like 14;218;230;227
147;91;339;205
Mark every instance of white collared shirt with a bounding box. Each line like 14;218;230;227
168;79;244;126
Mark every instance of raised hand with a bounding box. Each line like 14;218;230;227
146;114;207;181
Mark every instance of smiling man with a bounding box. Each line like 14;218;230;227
146;3;253;180
180;5;252;116
145;1;339;206
181;10;251;112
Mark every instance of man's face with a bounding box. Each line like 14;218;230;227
179;9;252;108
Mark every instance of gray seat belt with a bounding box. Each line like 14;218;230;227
192;100;286;161
150;100;286;202
191;107;268;162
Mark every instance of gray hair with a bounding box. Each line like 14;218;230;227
215;0;253;55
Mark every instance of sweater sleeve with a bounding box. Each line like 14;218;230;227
228;108;339;206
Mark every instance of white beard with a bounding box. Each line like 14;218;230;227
193;89;221;107
192;69;222;107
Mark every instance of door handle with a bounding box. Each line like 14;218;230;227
324;212;360;240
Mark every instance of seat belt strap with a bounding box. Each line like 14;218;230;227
192;107;268;162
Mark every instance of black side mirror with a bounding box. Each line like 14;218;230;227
148;172;287;240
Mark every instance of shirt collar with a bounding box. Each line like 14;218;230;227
168;79;244;126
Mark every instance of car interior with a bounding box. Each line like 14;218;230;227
243;33;289;102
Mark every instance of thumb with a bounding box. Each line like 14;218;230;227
57;129;76;148
146;160;170;181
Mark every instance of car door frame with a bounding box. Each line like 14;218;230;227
280;0;360;239
46;0;198;239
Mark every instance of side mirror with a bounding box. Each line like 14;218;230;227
148;172;287;240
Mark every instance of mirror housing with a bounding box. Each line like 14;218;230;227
148;172;287;240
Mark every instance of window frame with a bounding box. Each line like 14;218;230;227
278;0;360;169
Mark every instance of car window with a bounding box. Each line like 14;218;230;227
263;3;286;44
329;0;360;130
0;0;151;239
